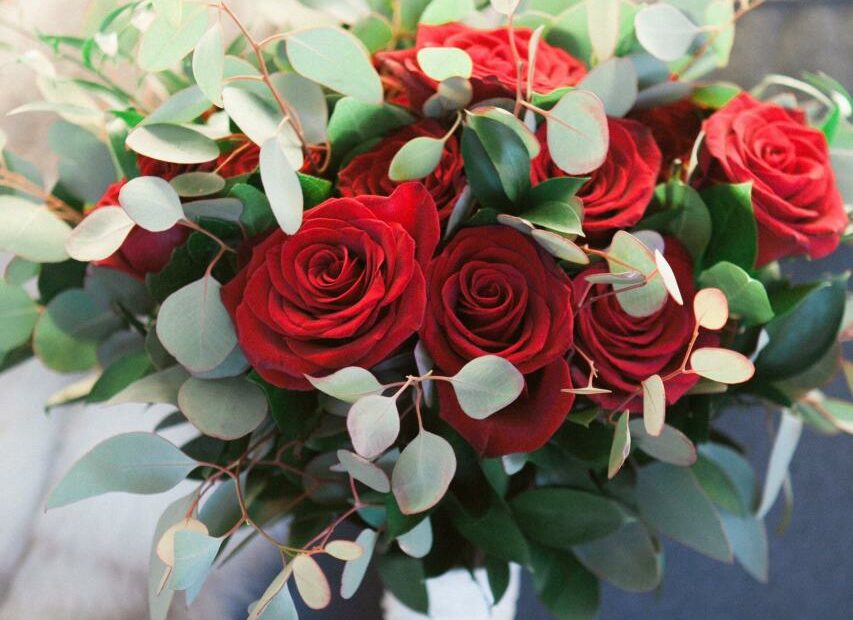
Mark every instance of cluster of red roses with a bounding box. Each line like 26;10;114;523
97;24;846;458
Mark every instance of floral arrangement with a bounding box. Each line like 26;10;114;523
1;0;850;618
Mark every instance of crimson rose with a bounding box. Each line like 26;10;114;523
420;225;576;457
571;237;714;411
337;120;465;220
91;181;189;279
377;24;586;111
696;93;847;266
222;183;439;390
629;99;704;179
531;118;662;244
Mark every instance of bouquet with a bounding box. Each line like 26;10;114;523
1;0;850;618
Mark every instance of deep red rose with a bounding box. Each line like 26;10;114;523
421;225;576;457
377;24;586;111
696;93;847;266
222;183;439;390
629;99;704;179
91;181;189;279
137;138;260;180
337;120;465;220
571;237;715;411
531;118;662;244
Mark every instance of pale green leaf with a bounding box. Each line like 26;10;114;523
149;492;197;620
341;529;377;599
119;176;185;232
127;124;219;164
286;27;383;104
450;355;525;420
152;0;183;26
178;376;268;440
416;47;473;81
66;206;134;261
531;229;590;264
546;89;609;175
109;365;190;406
138;8;208;72
692;287;730;330
156;277;237;373
141;86;211;126
607;230;667;318
635;4;699;62
629;420;696;466
689;347;754;384
171;530;221;591
420;0;475;25
0;196;71;263
392;431;456;515
608;411;631;479
270;73;329;144
0;281;39;354
586;0;620;63
170;172;226;198
347;394;400;459
47;432;197;509
193;24;225;106
260;136;304;234
641;374;665;436
397;517;433;559
325;540;364;561
292;554;331;610
720;512;768;582
578;56;638;117
307;366;383;403
248;566;294;620
756;410;802;518
573;521;661;593
388;136;445;181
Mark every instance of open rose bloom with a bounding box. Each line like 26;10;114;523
2;2;850;619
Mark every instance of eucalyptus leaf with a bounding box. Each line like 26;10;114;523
573;521;661;593
347;394;400;459
450;355;525;420
0;196;71;263
607;411;631;479
193;24;225;106
127;124;219;164
178;376;268;440
307;367;383;403
260;136;304;235
47;432;197;509
138;8;209;72
397;517;433;558
546;90;609;175
416;47;473;81
635;3;699;62
270;72;329;144
119;176;184;232
607;230;667;318
66;206;134;261
171;530;221;591
171;172;226;198
756;410;802;519
109;365;190;406
337;449;391;493
392;431;456;515
292;554;331;610
341;529;378;599
141;86;211;126
388;136;445;181
0;281;39;354
578;57;637;117
629;420;697;466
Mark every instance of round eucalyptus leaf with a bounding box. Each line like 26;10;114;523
66;206;135;261
156;518;208;567
193;23;225;106
629;420;697;467
171;530;222;591
0;281;39;353
689;348;755;385
578;57;638;117
141;86;212;127
546;90;609;175
388;136;445;181
586;0;620;62
260;136;304;234
222;86;284;148
325;540;364;562
0;196;71;263
337;449;390;493
138;8;209;72
416;47;473;81
634;4;699;62
693;287;730;330
170;172;227;198
119;176;185;232
292;554;331;610
156;277;238;373
307;367;383;403
396;517;433;559
286;27;383;105
46;432;197;509
420;0;475;24
641;374;666;437
178;376;268;440
347;394;400;459
127;124;220;164
607;230;668;318
449;355;525;420
391;431;456;515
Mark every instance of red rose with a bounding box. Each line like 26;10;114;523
629;99;704;179
91;181;189;279
571;237;715;411
531;118;662;244
222;183;439;390
137;138;260;180
377;24;586;111
696;93;847;266
420;225;576;457
337;120;465;220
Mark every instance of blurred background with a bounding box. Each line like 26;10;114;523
0;0;850;618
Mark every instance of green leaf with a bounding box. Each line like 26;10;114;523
469;107;540;158
127;124;219;164
347;394;400;459
171;172;226;198
341;529;378;600
392;430;456;515
337;449;390;493
698;261;774;326
376;553;428;614
450;355;525;419
698;443;758;512
141;86;211;127
635;3;699;61
270;73;329;145
177;376;268;440
222;87;294;160
449;494;530;565
292;554;331;610
66;206;134;261
352;14;394;54
419;0;475;24
87;351;153;403
463;114;531;208
193;24;225;106
327;97;414;166
629;420;697;466
530;545;600;620
396;516;433;558
0;281;39;354
119;176;185;232
578;57;638;117
47;432;197;509
572;521;661;593
700;183;757;271
49;121;117;204
607;230;668;318
636;463;732;562
546;89;609;175
0;196;71;263
156;277;237;373
33;289;119;372
152;0;183;26
307;366;382;403
388;136;445;181
512;488;624;547
416;47;473;81
254;579;298;620
4;257;40;285
138;8;208;72
248;567;293;620
171;530;221;591
651;181;712;263
149;492;197;620
286;27;382;104
520;199;583;235
720;512;768;583
260;136;304;234
531;229;590;264
755;275;847;380
756;410;802;518
232;183;274;235
691;82;741;109
608;411;631;479
109;365;190;406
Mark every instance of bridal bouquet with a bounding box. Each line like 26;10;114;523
1;0;850;618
